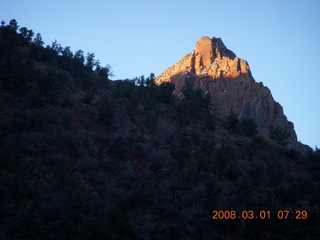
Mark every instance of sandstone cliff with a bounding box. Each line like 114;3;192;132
155;36;305;151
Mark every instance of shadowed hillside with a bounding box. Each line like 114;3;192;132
0;20;319;240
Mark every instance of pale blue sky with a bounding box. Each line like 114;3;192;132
2;0;319;148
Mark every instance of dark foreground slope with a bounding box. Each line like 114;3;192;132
0;21;320;239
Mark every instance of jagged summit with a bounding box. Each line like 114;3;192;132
195;36;236;59
155;36;251;90
155;36;307;152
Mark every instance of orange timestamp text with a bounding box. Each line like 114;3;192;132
212;210;308;220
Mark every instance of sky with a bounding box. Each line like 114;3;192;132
1;0;320;149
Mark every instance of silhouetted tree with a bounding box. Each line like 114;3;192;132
19;27;34;42
62;46;73;58
33;33;44;46
96;64;113;80
145;73;156;87
74;49;85;64
9;19;18;31
134;75;145;86
158;82;175;104
86;52;95;69
177;84;212;127
51;40;62;54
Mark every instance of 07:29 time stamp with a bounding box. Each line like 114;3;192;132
212;210;308;220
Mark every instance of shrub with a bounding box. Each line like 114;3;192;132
99;96;115;126
108;137;128;161
205;114;215;131
158;82;175;104
240;118;257;136
177;83;211;126
225;112;239;133
251;135;266;150
269;126;290;144
54;157;75;190
84;91;96;105
226;113;257;137
78;155;98;174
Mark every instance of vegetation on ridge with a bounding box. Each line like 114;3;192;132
0;19;319;240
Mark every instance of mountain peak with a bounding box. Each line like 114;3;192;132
155;36;308;152
195;36;215;54
195;36;236;60
155;36;250;89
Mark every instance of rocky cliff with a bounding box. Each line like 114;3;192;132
155;36;305;151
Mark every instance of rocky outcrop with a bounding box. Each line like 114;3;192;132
155;36;306;152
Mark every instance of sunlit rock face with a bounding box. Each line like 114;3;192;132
155;36;305;151
155;37;250;95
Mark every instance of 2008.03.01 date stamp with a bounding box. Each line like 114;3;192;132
212;210;308;220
